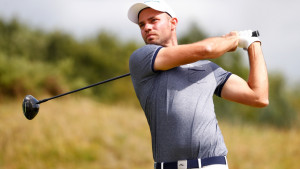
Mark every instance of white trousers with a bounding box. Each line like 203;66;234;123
201;164;229;169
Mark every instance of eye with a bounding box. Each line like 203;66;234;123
151;18;158;23
139;23;145;29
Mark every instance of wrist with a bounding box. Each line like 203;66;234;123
248;42;261;51
238;30;261;50
223;33;239;52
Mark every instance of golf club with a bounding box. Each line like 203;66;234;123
252;30;259;37
22;30;260;120
22;73;130;120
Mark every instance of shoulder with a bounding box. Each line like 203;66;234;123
131;44;163;59
129;44;164;78
130;44;163;72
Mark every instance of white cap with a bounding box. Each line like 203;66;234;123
128;0;176;24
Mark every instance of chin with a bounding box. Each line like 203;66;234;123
146;40;161;46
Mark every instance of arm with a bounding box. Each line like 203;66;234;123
221;42;269;107
154;32;239;71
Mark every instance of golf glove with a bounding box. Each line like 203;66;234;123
238;30;261;50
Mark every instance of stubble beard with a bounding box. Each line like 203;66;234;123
144;34;171;47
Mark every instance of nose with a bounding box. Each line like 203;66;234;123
144;23;153;32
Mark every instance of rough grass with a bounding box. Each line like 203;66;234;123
0;97;299;169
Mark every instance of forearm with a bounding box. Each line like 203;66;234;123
154;34;238;71
247;42;269;106
196;35;238;59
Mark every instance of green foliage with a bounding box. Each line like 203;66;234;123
0;52;67;100
0;18;138;103
259;74;298;128
179;22;207;45
0;18;298;128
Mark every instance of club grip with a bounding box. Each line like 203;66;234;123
252;30;260;37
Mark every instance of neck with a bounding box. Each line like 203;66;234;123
164;32;178;47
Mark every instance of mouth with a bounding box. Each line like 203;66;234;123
146;33;156;39
145;35;157;44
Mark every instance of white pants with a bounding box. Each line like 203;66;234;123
202;164;229;169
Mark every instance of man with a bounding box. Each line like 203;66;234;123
127;0;269;169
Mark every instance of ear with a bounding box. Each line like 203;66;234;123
170;18;178;31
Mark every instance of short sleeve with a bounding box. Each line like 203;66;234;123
211;62;232;97
129;44;163;80
129;45;163;109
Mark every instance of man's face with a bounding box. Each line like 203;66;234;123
138;8;173;46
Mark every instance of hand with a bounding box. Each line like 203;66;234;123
238;30;261;50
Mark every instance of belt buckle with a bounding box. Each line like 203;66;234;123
198;158;202;168
178;160;187;169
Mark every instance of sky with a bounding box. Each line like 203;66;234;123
0;0;299;84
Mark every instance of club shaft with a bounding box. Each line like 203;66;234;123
36;31;260;104
37;73;131;104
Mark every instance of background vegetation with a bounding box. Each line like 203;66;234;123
0;18;299;169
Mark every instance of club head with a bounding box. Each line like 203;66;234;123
22;95;40;120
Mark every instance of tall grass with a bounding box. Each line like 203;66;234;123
222;122;300;169
0;97;299;169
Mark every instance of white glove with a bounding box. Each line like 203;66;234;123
238;30;261;50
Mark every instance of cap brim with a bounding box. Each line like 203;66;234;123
128;3;149;24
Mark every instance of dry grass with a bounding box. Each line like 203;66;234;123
221;123;300;169
0;97;299;169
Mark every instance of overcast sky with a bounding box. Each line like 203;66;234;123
0;0;299;84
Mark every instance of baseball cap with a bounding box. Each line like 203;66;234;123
128;0;176;24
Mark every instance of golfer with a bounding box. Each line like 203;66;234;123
128;0;269;169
